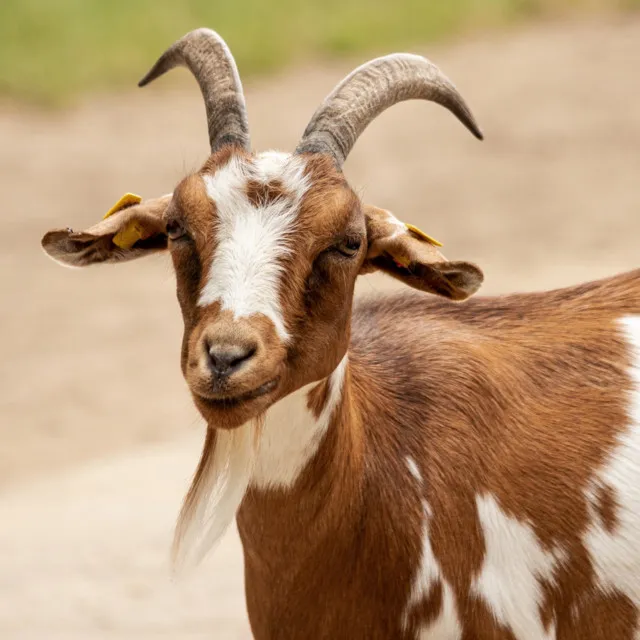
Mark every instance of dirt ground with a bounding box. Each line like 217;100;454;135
1;16;638;639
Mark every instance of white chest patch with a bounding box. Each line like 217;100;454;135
198;151;309;341
472;494;565;640
173;355;348;570
251;354;349;489
582;316;640;609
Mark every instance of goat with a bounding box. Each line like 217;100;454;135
42;28;640;640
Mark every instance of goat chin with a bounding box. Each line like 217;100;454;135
171;416;263;573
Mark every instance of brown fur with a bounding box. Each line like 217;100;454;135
236;270;640;639
245;179;288;208
594;484;620;534
41;144;640;638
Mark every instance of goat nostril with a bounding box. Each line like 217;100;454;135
207;344;256;376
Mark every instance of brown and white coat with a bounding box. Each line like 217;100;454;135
42;28;640;640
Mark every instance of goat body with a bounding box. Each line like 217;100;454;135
237;271;640;639
40;27;640;640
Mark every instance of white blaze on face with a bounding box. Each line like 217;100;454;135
198;151;310;341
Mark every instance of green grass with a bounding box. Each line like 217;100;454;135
0;0;637;104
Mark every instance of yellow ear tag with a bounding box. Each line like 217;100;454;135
102;193;143;250
113;220;147;250
406;223;443;247
393;254;411;268
103;193;142;219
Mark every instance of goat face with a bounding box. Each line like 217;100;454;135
41;28;484;429
167;149;363;428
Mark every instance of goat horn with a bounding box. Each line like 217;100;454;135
139;28;250;153
296;53;482;166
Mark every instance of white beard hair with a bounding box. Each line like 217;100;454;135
171;416;262;572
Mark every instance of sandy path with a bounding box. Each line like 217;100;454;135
0;435;250;639
0;16;638;638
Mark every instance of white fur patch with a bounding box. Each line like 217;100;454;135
472;493;565;640
173;422;257;571
174;355;349;569
406;456;422;483
582;316;640;609
404;501;462;639
250;150;305;189
252;354;349;489
385;209;409;240
198;151;310;342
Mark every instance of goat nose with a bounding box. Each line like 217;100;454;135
207;343;256;376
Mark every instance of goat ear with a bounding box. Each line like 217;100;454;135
41;194;171;267
361;205;483;301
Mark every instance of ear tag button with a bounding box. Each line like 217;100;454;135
113;221;146;250
102;193;143;249
406;223;442;247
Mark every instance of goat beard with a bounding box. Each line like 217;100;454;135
171;414;265;572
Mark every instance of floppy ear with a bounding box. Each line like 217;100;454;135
361;205;483;300
41;193;172;267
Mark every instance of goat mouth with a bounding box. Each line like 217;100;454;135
195;378;279;409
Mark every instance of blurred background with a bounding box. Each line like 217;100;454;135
1;0;638;638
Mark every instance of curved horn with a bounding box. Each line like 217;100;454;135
139;28;250;153
296;54;483;167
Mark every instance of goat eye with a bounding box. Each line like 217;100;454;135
166;219;186;241
333;237;361;258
